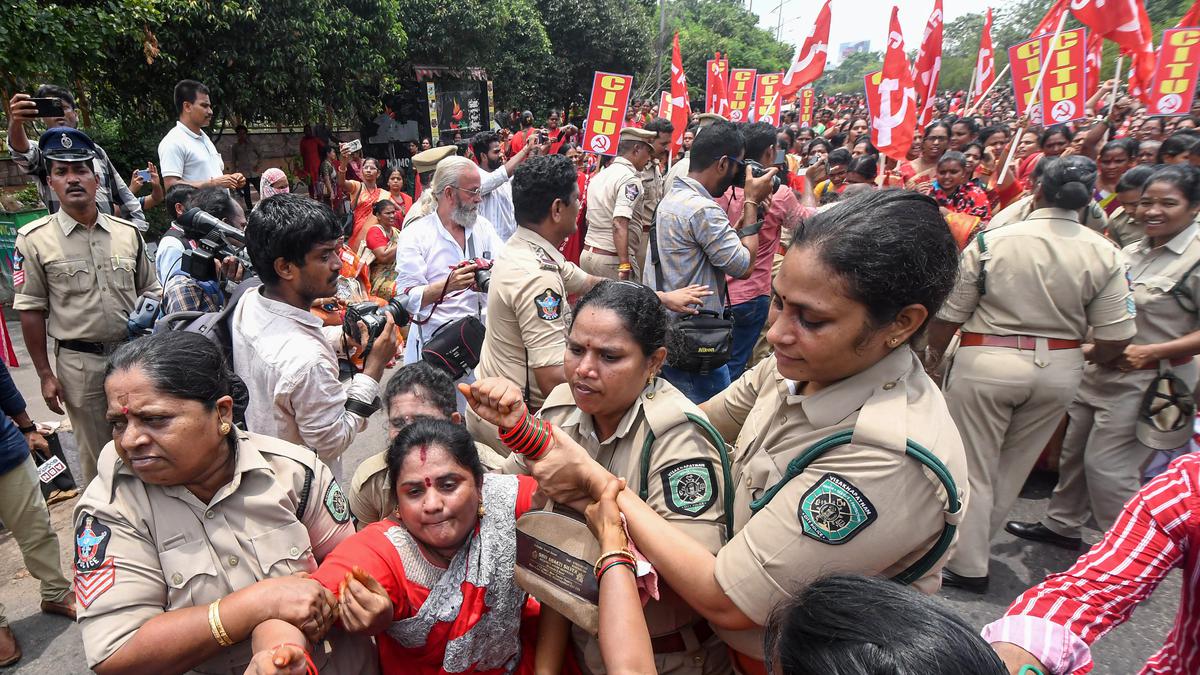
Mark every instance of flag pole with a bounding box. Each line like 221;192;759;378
964;64;979;112
1108;55;1124;114
999;11;1068;184
965;64;1010;116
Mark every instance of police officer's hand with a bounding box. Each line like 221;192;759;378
743;165;778;204
7;94;38;124
529;425;609;507
459;377;527;430
362;314;399;380
658;285;713;315
585;477;628;551
1116;343;1159;371
257;574;338;642
337;566;392;635
245;643;309;675
40;374;65;415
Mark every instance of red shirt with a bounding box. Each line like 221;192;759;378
716;186;807;305
982;453;1200;674
299;136;322;175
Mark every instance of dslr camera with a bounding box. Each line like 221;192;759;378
178;207;254;283
457;256;494;294
733;160;783;194
343;298;411;361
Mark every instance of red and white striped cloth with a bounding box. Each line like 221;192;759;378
981;453;1200;674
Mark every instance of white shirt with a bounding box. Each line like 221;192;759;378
477;164;517;241
158;121;225;183
394;210;501;357
155;235;185;286
231;287;380;474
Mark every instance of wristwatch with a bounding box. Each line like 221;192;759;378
739;220;764;237
18;424;37;435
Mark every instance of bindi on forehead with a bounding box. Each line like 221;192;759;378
425;477;432;487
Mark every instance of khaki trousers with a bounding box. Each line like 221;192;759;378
628;226;649;281
944;344;1085;577
580;250;622;281
0;456;72;626
1044;361;1196;536
55;346;111;486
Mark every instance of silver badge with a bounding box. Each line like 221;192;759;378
60;133;73;149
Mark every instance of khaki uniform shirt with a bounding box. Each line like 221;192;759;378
1106;206;1144;249
13;211;159;342
703;349;968;657
584;157;643;253
632;164;665;233
74;432;374;674
507;379;729;668
988;193;1108;234
666;156;690;187
939;208;1137;342
476;227;591;408
348;441;506;526
1124;223;1200;347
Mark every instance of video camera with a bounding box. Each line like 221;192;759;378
178;207;254;283
343;298;411;361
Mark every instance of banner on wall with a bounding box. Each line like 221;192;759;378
727;68;757;122
581;71;634;156
1147;28;1200;115
753;72;783;124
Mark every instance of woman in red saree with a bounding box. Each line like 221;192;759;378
900;121;950;194
246;419;542;675
930;151;991;249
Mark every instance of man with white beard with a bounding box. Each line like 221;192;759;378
394;156;502;411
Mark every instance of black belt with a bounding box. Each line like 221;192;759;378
58;339;125;355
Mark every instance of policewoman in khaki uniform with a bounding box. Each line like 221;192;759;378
467;191;967;674
581;128;657;281
1009;165;1200;546
13;128;159;486
926;156;1136;591
483;280;732;675
73;332;378;674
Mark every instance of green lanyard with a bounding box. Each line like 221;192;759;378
1017;666;1046;675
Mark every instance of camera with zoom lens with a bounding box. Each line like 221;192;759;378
178;207;254;283
343;298;411;361
457;256;493;294
746;160;783;193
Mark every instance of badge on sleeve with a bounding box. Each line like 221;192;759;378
624;182;642;201
535;289;563;321
11;248;24;287
661;459;717;516
324;482;351;524
798;473;877;545
75;513;116;608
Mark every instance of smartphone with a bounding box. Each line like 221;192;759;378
342;139;362;154
29;97;65;118
135;169;151;182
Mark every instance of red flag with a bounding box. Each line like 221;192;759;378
706;54;731;116
1031;0;1069;38
866;7;917;162
1071;0;1147;53
1084;32;1103;99
779;0;831;98
1127;2;1156;103
913;0;943;126
669;33;689;154
973;8;996;101
1180;0;1200;27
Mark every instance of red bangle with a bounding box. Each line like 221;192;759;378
597;559;635;582
500;410;553;459
273;644;318;675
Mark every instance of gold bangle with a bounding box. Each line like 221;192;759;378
208;599;234;647
593;549;635;577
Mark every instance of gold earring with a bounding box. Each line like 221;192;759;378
889;338;900;347
477;502;486;518
219;422;232;436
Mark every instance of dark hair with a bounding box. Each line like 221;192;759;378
846;155;877;181
372;199;397;216
470;131;500;159
185;187;239;223
1142;116;1166;131
923;121;951;138
807;138;832;155
107;332;231;409
951;117;979;137
1101;138;1138;160
557;142;580;156
34;84;75;109
386;418;483;489
1157;133;1199;163
570;280;673;356
235;124;248;133
764;575;1006;675
643;118;674;135
384;362;457;418
937;151;968;170
174;79;210;115
1039;156;1097;210
1040;124;1075;147
1144;165;1200;205
617;139;647;156
976;125;1008;146
851;138;879;156
1116;163;1158;193
165;183;197;220
826;148;852;168
962;142;984;158
789;189;958;337
512;155;578;226
689;120;745;172
742;122;778;164
245;193;343;285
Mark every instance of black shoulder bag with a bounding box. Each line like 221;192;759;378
651;223;734;374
